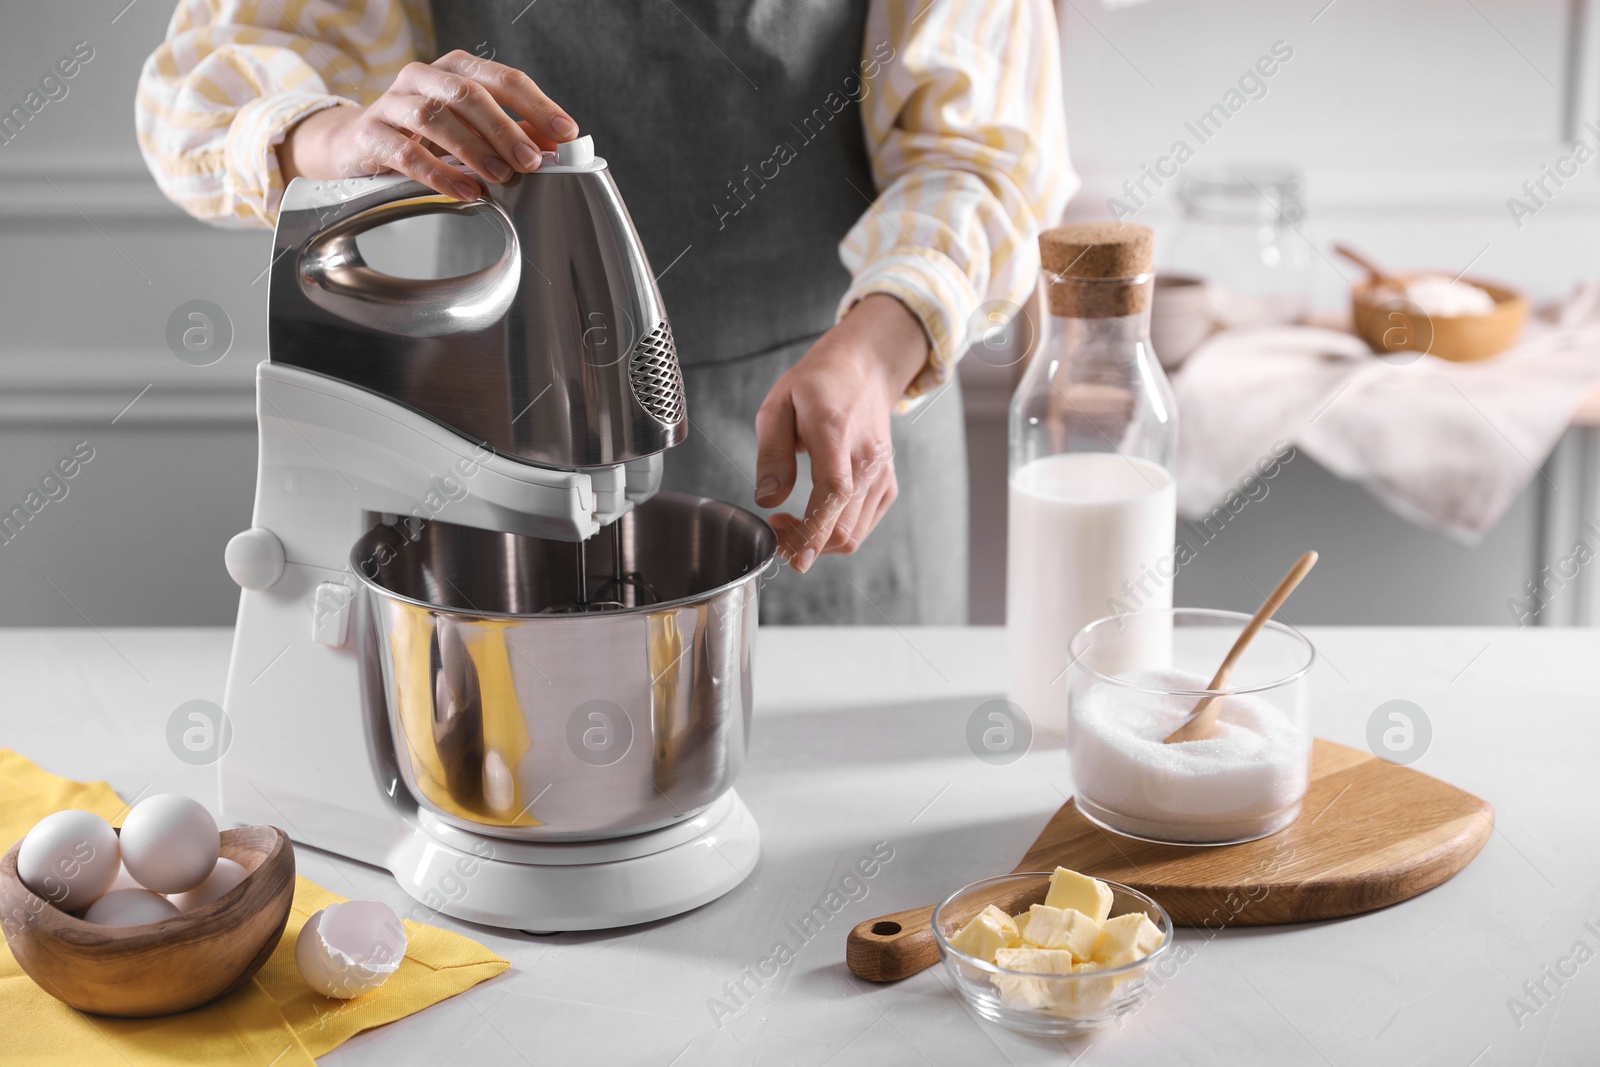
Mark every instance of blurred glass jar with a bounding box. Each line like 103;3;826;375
1166;168;1311;327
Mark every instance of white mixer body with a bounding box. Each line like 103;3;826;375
220;362;761;929
220;152;766;931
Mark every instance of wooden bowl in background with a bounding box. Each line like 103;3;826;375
0;824;294;1017
1351;273;1528;362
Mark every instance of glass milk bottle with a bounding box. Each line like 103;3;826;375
1006;222;1177;737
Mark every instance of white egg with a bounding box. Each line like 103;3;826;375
118;794;218;894
16;809;120;912
169;857;250;912
295;900;407;999
106;862;145;894
82;888;180;926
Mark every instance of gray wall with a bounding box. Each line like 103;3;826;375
0;3;261;626
0;1;1595;627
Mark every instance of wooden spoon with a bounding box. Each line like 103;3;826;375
1333;244;1404;291
1163;551;1318;744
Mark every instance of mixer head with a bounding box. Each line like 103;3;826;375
266;138;687;471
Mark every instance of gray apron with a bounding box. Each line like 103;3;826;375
432;0;968;624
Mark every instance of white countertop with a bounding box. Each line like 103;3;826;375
2;626;1595;1066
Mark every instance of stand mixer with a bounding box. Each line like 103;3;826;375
219;138;774;931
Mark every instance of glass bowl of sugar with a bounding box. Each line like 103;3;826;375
1066;608;1316;845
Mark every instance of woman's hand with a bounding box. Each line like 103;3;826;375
278;51;578;201
754;294;930;573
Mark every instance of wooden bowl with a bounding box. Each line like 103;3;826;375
0;825;294;1017
1351;273;1527;362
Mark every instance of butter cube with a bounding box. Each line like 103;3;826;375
1013;909;1031;941
948;904;1019;963
1043;867;1114;923
991;946;1074;1010
991;948;1111;1017
1091;912;1164;968
1064;960;1116;1014
995;946;1076;975
1020;904;1099;960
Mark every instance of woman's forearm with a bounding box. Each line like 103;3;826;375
135;0;428;228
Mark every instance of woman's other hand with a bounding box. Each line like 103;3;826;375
754;294;930;573
278;50;578;200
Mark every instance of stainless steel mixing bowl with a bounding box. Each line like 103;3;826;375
351;492;776;841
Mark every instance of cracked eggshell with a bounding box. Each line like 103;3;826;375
296;900;407;999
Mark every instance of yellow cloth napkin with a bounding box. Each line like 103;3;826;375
0;750;510;1064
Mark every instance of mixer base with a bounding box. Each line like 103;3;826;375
385;791;760;931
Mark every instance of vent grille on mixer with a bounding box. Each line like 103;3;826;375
627;324;686;426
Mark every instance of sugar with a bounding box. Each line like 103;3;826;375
1068;668;1309;842
1380;274;1496;317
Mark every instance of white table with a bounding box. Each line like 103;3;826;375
2;626;1594;1066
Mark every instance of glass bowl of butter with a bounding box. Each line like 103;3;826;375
932;867;1172;1036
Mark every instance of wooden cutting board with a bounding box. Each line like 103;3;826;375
847;739;1493;982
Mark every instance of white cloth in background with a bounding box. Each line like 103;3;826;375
1173;284;1600;542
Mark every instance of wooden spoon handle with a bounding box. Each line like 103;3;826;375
1163;551;1318;744
845;874;1049;983
1332;244;1400;289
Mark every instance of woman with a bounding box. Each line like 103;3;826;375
137;0;1071;623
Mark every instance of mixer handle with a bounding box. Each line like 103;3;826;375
294;177;522;339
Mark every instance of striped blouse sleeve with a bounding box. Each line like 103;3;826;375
135;0;430;228
841;0;1075;401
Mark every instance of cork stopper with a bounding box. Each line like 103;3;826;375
1039;222;1154;318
